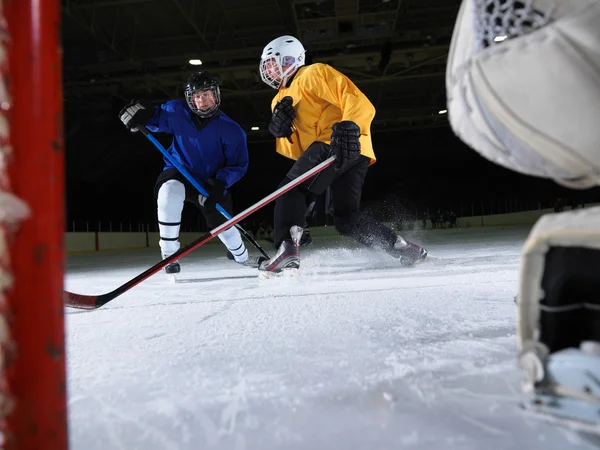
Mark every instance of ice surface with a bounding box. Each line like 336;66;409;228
65;226;599;449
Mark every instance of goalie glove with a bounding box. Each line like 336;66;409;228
446;0;600;189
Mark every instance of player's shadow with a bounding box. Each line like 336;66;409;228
174;274;257;283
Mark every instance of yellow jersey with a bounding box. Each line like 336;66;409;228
270;63;377;165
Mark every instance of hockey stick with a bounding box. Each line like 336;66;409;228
139;126;271;259
64;156;336;310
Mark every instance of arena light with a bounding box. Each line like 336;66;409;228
494;35;507;42
189;59;203;65
251;126;260;131
438;109;448;114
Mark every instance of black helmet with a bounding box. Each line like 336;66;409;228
184;71;221;118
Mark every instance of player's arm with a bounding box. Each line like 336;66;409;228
145;102;176;134
305;65;375;169
119;100;175;134
305;64;375;133
200;125;249;211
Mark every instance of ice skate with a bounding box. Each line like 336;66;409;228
519;341;600;435
226;248;265;268
163;254;181;282
226;246;266;268
238;255;267;268
389;236;428;267
300;224;312;247
258;226;302;280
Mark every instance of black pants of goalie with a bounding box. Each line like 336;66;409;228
272;142;410;257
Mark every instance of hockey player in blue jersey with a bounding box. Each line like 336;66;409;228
119;71;264;275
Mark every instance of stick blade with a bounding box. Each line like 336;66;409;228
64;291;99;310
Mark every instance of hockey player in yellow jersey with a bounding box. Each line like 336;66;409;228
257;35;428;277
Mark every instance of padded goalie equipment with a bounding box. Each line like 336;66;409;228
517;206;600;432
446;0;600;189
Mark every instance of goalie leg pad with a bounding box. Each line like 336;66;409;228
517;206;600;429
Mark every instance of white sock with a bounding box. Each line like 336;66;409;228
218;226;248;262
157;179;184;258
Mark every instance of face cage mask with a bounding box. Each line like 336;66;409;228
260;56;299;90
185;86;221;118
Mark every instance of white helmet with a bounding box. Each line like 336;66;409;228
259;35;306;90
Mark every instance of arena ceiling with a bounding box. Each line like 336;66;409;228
62;0;460;141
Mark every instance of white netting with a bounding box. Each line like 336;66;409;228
476;0;554;49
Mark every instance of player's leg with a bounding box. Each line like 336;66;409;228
329;157;427;266
199;192;264;268
200;192;245;262
261;142;337;275
155;169;186;275
300;195;317;247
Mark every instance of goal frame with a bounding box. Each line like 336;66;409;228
2;1;68;448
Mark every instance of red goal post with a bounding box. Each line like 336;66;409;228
2;1;68;449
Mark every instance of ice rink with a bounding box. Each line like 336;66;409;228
64;226;599;450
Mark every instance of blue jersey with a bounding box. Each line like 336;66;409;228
145;100;248;190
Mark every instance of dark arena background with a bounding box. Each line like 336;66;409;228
63;0;600;234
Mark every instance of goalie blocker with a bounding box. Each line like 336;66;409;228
517;206;600;431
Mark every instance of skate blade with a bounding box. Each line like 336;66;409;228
413;253;437;265
520;396;600;435
258;267;299;282
239;261;260;269
401;256;430;268
414;256;430;265
525;413;600;436
165;273;178;283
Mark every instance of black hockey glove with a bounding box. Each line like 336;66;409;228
330;121;361;170
199;178;226;213
268;96;295;138
119;100;153;132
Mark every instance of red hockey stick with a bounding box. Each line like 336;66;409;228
65;156;335;310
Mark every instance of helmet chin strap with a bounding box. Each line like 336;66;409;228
282;66;300;88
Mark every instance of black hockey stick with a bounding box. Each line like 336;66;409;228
139;126;271;259
64;156;336;310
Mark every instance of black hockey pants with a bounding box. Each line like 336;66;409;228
273;142;398;249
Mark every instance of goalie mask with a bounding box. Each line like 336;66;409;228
446;0;600;189
259;35;306;90
185;71;221;118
